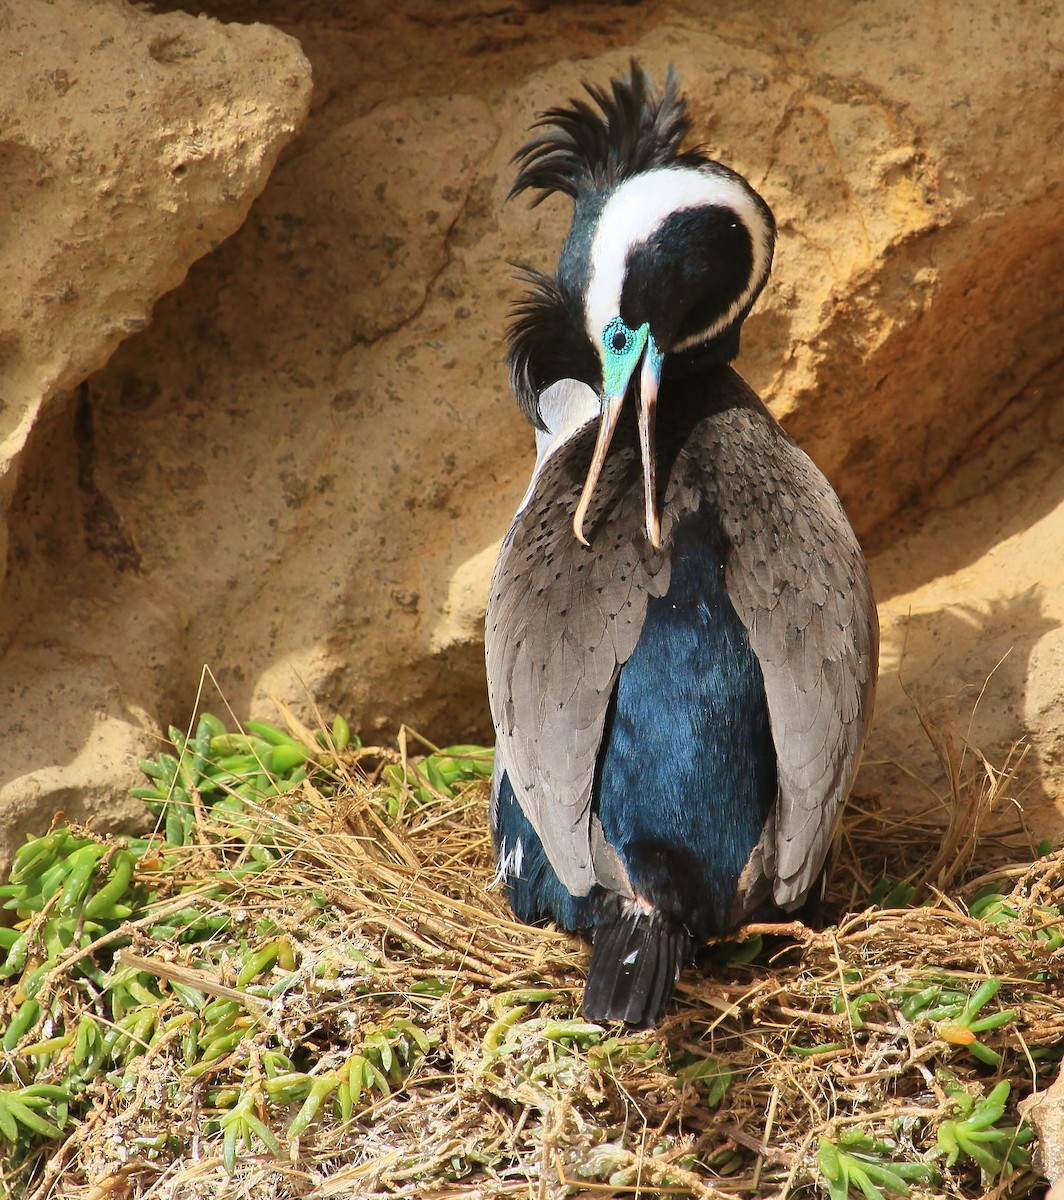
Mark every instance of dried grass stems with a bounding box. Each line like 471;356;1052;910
12;713;1063;1200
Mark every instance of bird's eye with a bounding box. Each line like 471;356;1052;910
603;318;633;356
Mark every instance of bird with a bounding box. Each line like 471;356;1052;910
485;62;879;1029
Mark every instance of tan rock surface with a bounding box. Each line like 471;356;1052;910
1021;1064;1064;1184
1;0;1062;856
0;0;311;853
866;357;1064;840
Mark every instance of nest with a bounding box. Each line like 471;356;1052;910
2;711;1061;1200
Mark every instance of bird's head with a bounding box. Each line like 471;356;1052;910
507;63;776;548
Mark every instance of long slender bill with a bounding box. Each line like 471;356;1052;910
572;392;625;546
637;337;663;548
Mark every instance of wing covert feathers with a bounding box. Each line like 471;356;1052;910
709;393;879;914
485;420;669;897
487;371;878;917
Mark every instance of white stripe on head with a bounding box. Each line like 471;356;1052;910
585;164;773;358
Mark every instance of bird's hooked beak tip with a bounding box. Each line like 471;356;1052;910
572;390;624;547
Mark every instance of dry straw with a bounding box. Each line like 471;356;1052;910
9;708;1062;1200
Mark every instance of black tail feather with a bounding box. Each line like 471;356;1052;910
582;911;691;1029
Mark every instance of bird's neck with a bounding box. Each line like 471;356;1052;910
664;326;742;382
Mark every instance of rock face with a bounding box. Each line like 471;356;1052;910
0;0;311;854
1;0;1062;859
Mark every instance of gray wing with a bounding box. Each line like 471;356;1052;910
705;396;879;915
485;414;670;897
487;373;877;914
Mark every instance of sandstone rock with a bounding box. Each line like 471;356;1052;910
0;0;311;857
1021;1065;1064;1186
866;357;1064;840
1;0;1062;861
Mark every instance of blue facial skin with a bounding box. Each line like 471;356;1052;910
600;317;650;399
492;502;777;942
599;319;664;407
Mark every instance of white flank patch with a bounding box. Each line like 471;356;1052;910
490;836;526;890
534;379;600;467
515;378;599;517
585;164;773;356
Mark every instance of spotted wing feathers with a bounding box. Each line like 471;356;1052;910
705;395;879;914
486;418;670;897
487;372;877;922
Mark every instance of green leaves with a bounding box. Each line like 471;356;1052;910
210;1016;436;1166
219;1090;283;1173
1;831;128;927
817;1129;937;1200
380;744;494;815
130;714;323;848
936;1080;1033;1178
969;889;1064;953
0;1085;69;1144
0;709;472;1182
0;711;413;1174
674;1054;734;1107
814;1077;1034;1197
913;978;1015;1067
866;878;918;909
888;976;1017;1067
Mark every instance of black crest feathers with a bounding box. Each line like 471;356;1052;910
507;267;598;428
509;60;689;205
